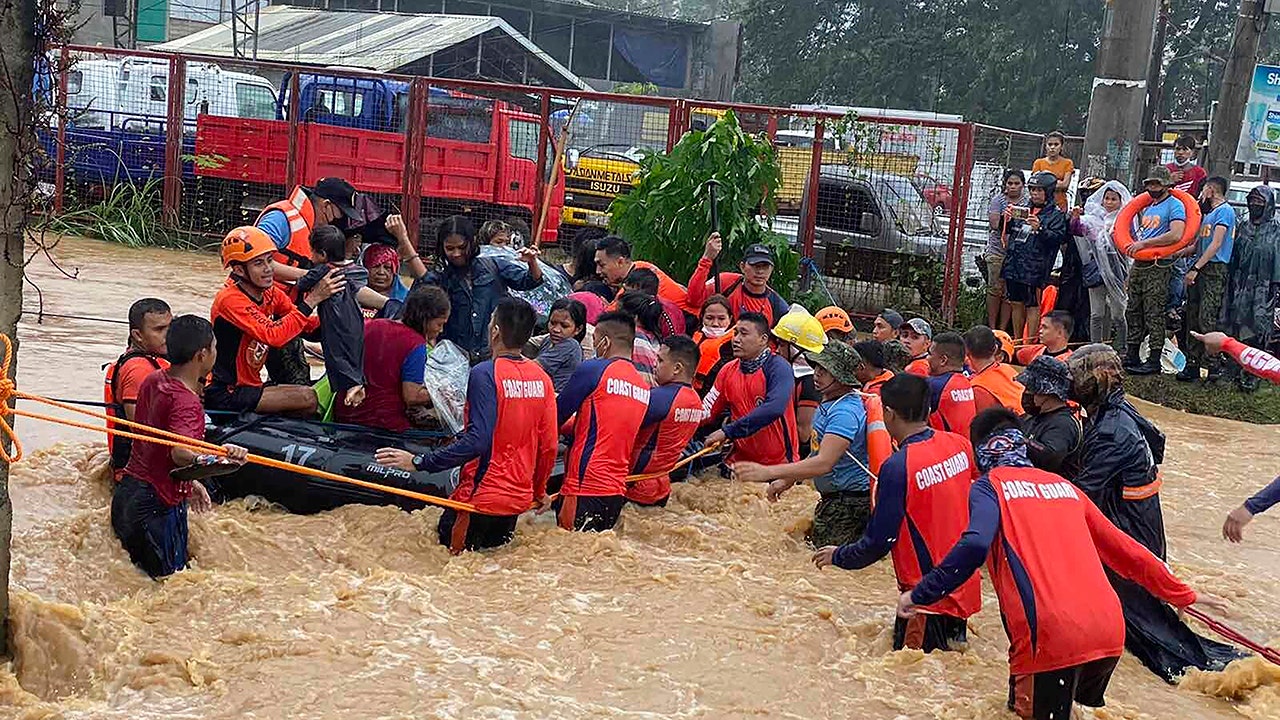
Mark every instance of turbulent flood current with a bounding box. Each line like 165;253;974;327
1;236;1278;719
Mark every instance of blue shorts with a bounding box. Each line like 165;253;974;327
111;475;189;578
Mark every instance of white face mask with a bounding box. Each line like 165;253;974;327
702;325;730;339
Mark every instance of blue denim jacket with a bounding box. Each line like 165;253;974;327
412;256;542;358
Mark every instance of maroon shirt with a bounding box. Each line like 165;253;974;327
122;371;206;507
335;319;426;432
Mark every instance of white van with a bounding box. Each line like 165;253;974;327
65;57;277;131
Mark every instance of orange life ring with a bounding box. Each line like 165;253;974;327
1112;188;1203;261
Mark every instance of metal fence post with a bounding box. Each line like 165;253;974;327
941;122;976;324
161;55;186;227
400;77;427;242
53;47;70;215
285;72;301;189
800;120;825;290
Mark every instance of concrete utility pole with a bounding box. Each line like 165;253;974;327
1082;0;1161;186
0;0;36;656
1206;0;1266;178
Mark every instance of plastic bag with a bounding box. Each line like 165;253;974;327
423;340;470;434
478;245;573;322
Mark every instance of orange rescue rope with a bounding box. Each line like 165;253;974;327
0;334;477;514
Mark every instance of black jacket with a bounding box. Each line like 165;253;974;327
1002;203;1069;287
1023;406;1083;480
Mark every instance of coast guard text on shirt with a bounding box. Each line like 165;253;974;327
502;378;548;398
607;377;651;403
915;450;971;491
997;477;1080;501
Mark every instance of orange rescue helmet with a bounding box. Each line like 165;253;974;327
221;226;277;268
992;330;1017;363
816;305;854;335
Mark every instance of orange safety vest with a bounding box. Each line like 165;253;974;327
257;186;317;270
970;361;1025;412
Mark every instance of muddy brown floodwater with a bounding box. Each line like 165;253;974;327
0;235;1278;719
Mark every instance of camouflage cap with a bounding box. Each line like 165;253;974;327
882;338;913;373
1143;165;1173;186
808;341;863;387
1015;355;1072;401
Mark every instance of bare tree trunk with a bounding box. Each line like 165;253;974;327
1206;0;1265;178
0;0;39;657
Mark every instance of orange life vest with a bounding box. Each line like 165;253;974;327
103;350;167;475
861;392;893;504
970;361;1025;413
257;186;317;270
693;329;734;394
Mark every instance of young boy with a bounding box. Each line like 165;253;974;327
112;315;248;578
1166;135;1207;197
627;335;706;507
298;225;367;408
1031;130;1074;211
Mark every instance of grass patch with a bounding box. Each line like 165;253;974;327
50;179;197;250
1125;373;1280;425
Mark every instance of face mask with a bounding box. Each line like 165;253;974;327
702;326;730;339
1147;189;1167;201
1249;204;1266;223
1199;199;1213;214
1021;391;1040;416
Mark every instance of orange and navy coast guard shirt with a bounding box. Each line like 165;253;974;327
414;357;557;515
557;357;650;497
1224;337;1280;384
627;382;705;504
911;465;1197;674
210;278;319;390
703;352;799;466
927;370;977;439
833;428;980;620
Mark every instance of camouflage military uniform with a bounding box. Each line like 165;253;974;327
1125;260;1170;360
1185;262;1228;368
809;494;872;548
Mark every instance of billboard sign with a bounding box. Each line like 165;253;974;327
1237;63;1280;165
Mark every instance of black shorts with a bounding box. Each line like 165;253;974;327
1005;281;1041;306
1008;655;1120;720
893;614;969;653
111;475;189;578
437;508;519;554
205;383;264;413
555;494;626;532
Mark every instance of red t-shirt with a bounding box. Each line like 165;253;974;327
335;319;425;432
627;382;705;504
122;371;207;507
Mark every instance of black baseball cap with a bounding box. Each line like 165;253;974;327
743;244;775;266
308;177;362;221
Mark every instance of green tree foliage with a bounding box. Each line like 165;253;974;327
739;0;1105;132
608;111;795;291
736;0;1280;131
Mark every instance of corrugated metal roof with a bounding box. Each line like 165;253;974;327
153;6;590;89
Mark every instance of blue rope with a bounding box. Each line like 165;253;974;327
801;256;840;306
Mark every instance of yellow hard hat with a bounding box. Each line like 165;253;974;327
772;308;828;354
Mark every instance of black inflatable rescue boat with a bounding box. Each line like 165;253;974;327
202;413;459;515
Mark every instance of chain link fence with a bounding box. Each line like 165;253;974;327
40;44;985;323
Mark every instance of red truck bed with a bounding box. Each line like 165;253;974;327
194;115;561;242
